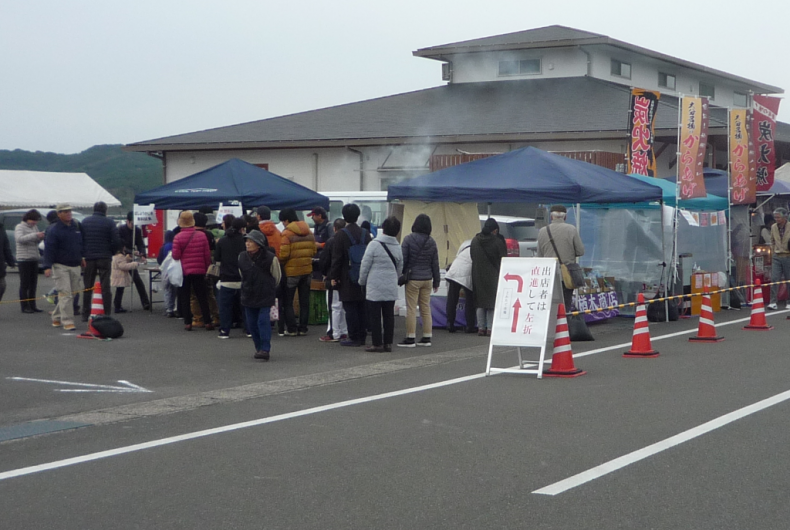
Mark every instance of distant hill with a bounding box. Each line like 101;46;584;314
0;144;162;212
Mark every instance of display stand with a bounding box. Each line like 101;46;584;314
485;258;559;379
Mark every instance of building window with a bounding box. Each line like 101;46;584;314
699;82;715;99
658;72;676;90
611;59;631;79
733;92;748;107
498;59;541;76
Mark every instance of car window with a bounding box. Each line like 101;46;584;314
502;223;539;241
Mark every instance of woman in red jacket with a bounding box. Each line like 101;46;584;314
172;211;212;331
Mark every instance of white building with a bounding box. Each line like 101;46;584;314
125;25;788;191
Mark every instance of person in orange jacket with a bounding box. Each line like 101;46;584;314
256;206;281;258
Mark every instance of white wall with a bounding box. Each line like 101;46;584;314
449;48;587;84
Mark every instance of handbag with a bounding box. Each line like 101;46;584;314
206;262;221;279
399;237;428;286
269;299;279;321
90;315;124;339
546;225;585;289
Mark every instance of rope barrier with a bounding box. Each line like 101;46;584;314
0;285;96;306
567;279;790;317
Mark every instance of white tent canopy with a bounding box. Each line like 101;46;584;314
0;170;121;208
775;162;790;184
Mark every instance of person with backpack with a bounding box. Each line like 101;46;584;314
398;213;440;348
359;216;403;352
330;203;371;347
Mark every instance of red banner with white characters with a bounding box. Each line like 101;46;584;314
752;95;781;191
729;109;756;204
678;97;709;199
627;89;660;176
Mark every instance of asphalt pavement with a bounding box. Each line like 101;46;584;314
2;271;790;529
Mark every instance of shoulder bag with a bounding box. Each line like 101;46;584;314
546;225;585;290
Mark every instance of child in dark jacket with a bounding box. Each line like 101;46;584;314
157;230;177;317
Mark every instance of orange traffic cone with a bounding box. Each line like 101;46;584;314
744;279;773;331
78;282;105;339
689;287;724;342
624;293;659;358
543;304;586;378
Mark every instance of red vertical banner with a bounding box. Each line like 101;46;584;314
627;89;661;176
752;95;781;191
678;97;708;199
730;109;756;204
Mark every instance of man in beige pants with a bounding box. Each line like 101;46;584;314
43;203;85;331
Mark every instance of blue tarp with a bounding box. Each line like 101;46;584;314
134;158;329;210
387;147;663;204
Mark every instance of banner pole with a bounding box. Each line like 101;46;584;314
673;96;683;304
726;107;733;307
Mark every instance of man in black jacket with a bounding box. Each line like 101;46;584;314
117;211;150;311
80;201;121;320
215;216;247;338
318;218;347;342
330;204;371;347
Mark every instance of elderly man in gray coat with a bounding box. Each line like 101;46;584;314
358;216;403;353
537;205;585;311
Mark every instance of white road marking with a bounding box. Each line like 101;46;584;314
533;386;790;496
1;309;785;483
0;373;485;482
7;377;152;393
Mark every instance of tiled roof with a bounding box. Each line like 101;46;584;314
127;77;723;151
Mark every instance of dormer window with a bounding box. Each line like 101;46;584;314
611;59;631;79
498;59;541;77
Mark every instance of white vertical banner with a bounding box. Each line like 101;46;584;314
215;202;243;225
133;204;156;226
486;257;558;377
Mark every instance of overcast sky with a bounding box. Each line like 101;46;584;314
1;0;788;154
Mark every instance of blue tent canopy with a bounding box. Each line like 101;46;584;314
629;174;728;210
134;158;329;210
387;147;662;204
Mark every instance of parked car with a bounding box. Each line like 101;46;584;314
479;215;538;257
0;208;86;266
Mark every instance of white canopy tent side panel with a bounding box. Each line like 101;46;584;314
0;170;121;208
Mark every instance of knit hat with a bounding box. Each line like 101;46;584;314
178;211;195;228
482;218;499;235
244;230;267;248
550;205;567;213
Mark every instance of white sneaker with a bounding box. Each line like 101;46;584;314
767;303;778;310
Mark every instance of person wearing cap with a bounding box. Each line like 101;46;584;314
471;217;507;336
42;203;85;331
537;205;585;311
238;229;281;360
768;207;790;310
172;211;213;331
116;211;150;312
279;207;316;336
308;207;330;251
80;201;121;321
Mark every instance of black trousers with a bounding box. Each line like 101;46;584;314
446;280;476;331
131;268;150;307
285;274;311;333
562;286;574;311
82;258;112;318
18;261;39;310
180;274;211;326
342;299;367;344
367;300;395;347
276;274;288;334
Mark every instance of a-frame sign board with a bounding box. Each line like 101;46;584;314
485;257;560;378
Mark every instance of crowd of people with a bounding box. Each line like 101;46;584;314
0;199;587;362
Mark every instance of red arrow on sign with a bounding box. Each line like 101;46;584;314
511;299;521;333
504;273;523;292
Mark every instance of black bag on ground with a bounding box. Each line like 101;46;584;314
567;314;594;341
90;316;124;339
646;294;679;322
